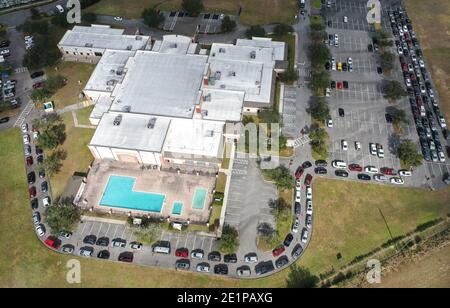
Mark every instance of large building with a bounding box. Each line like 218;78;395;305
59;26;287;173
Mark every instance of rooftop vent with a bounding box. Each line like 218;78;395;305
203;93;211;101
135;36;143;41
113;114;122;126
116;68;124;76
147;117;157;129
220;84;226;89
218;48;226;53
211;52;216;57
122;105;131;112
206;130;215;137
106;79;116;86
110;69;116;74
85;43;93;48
229;71;236;77
172;43;178;48
214;71;221;80
126;45;132;50
201;110;209;117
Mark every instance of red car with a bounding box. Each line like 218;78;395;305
175;247;188;258
32;82;43;89
348;164;362;172
380;167;396;175
29;186;36;198
26;156;33;166
272;245;285;257
44;237;60;250
304;174;313;186
401;63;408;72
337;81;343;89
295;166;304;179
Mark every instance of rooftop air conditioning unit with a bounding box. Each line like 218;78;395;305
147;117;156;129
250;51;256;59
220;84;226;89
219;48;225;53
136;36;143;40
106;79;116;86
229;71;236;77
215;71;221;80
126;45;132;50
203;93;211;101
85;43;93;47
122;105;131;112
113;114;122;126
116;69;124;76
172;43;178;48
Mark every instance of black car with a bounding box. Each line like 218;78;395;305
255;261;275;276
385;113;393;123
343;81;349;89
83;235;97;245
302;161;312;169
224;253;237;263
357;173;371;181
41;181;48;193
30;71;44;79
338;108;345;117
96;237;110;246
0;40;10;48
275;255;289;269
118;252;133;263
294;202;301;215
377;66;383;74
97;250;110;259
325;62;330;70
315;160;327;167
283;233;294;247
443;129;450;140
368;44;373;52
27;172;36;184
0;117;10;124
37;155;44;165
31;198;38;210
342;62;347;71
39;170;45;178
214;264;228;275
335;170;349;178
175;259;191;270
292;243;303;258
314;167;327;175
331;80;336;89
35;146;43;155
208;251;221;262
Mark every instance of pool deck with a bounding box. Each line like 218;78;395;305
80;160;216;223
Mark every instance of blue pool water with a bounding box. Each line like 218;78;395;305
172;202;183;215
100;175;165;213
192;188;207;210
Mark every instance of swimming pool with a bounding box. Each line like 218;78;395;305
100;175;165;213
192;188;207;210
172;201;183;215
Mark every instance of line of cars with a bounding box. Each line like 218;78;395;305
389;8;449;163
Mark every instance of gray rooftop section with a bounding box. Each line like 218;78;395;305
89;96;114;121
58;25;150;51
152;35;198;55
90;112;171;153
236;37;287;61
200;89;244;122
110;51;208;118
84;50;135;92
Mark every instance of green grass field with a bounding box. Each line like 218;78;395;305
74;106;95;126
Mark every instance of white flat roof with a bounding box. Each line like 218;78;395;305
200;88;244;122
85;50;135;92
110;51;208;118
164;119;224;158
89;96;113;120
89;112;171;153
210;43;275;64
236;37;286;61
71;25;124;35
152;35;197;54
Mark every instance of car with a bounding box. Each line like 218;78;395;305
196;263;210;273
292;218;300;233
55;4;64;13
301;228;309;243
27;172;36;185
305;214;312;229
36;224;45;237
405;78;411;87
390;177;404;185
42;196;50;207
348;164;362;172
96;237;110;246
438;116;447;128
294;202;301;216
306;186;312;199
44;237;60;249
30;71;44;79
174;259;191;270
191;249;204;259
302;161;312;169
295;190;301;203
377;66;383;74
325;87;331;97
315;160;327;167
272;245;285;257
398;170;412;177
295;166;304;179
377;144;385;158
357;173;371;181
368;44;373;52
32;212;41;225
112;238;126;248
35;146;43;155
0;117;10;124
41;181;48;193
343;81;349;89
97;250;110;259
32;82;43;89
61;244;75;254
21;123;28;133
431;150;439;162
337;62;342;71
364;166;379;174
79;247;94;257
0;40;10;48
397;46;403;55
326;118;333;127
304;174;313;186
314;167;327;175
419;59;425;68
59;231;72;239
275;255;289;269
338;108;345;117
373;174;387;182
83;235;97;245
438;151;445;163
341;140;348;151
29;186;36;198
31;198;38;210
128;241;142;250
332;160;347;169
284;233;294;247
214;264;228;275
236;266;251;277
224;253;237;263
369;143;377;156
306;200;313;215
337;82;343;89
355;141;361;151
208;251;221;262
114;16;123;21
295;178;301;189
255;261;275;276
331;80;336;88
343;16;348;23
118;252;134;263
335;170;349;178
26;156;33;166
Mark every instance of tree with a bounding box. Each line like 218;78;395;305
132;224;162;245
309;127;329;158
309;69;330;93
182;0;204;17
311;98;330;123
221;16;236;33
20;20;49;35
309;43;331;68
262;166;295;190
23;35;61;69
51;12;69;28
36;121;66;150
142;8;165;28
246;25;266;38
310;30;327;43
380;51;395;72
219;225;239;253
82;12;97;24
286;265;319;288
383;80;408;101
44;75;66;92
279;67;299;83
37;149;67;177
398;139;422;167
373;30;393;48
31;88;52;103
45;199;81;233
274;23;293;37
391;108;409;127
30;8;41;20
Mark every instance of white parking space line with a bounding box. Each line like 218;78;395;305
191;234;197;250
112;224;120;239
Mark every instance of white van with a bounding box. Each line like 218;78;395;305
398;170;412;177
152;241;171;254
332;160;347;169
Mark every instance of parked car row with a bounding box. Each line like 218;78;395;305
326;57;353;72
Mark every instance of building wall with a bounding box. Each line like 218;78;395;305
59;46;105;63
89;145;163;167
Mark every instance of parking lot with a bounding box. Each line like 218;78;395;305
161;11;228;34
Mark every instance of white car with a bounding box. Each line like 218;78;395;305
364;166;379;174
419;59;425;68
306;200;313;215
397;46;403;55
341;140;348;151
130;242;142;250
398;170;412;177
23;134;30;144
411;55;417;63
438;116;447;128
405;78;411;87
373;174;387;182
79;248;93;257
332;160;347;169
327;119;333;128
196;264;210;273
428;89;435;98
377;145;384;158
42;196;50;207
244;255;258;263
390;177;404;185
301;229;309;244
21;123;28;133
292;218;300;233
325;87;331;97
295;178;301;189
33;131;39;140
438;151;445;162
347;57;352;66
191;251;204;259
36;224;45;237
355;141;361;151
55;4;64;13
114;16;123;22
306;186;312;200
295;190;301;203
343;16;348;23
369;143;377;156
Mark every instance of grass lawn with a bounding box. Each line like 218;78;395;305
75;106;95;126
44;62;96;110
404;0;450;123
312;0;322;10
215;172;227;193
85;0;297;25
221;142;231;169
48;112;95;198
